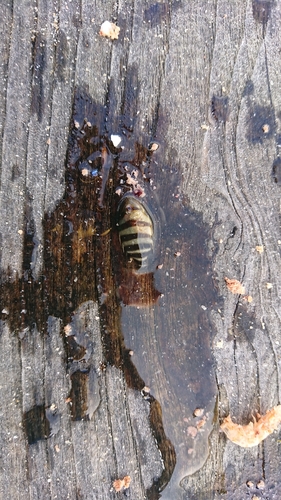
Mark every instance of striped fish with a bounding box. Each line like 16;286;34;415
116;195;154;271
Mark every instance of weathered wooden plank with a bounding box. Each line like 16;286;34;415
0;322;29;498
0;0;36;273
1;0;281;499
0;2;13;164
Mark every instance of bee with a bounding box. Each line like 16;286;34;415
116;195;155;273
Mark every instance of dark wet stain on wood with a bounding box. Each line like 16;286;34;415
23;403;61;444
246;104;276;144
144;3;170;28
211;95;229;123
69;371;90;421
272;157;281;184
143;0;182;29
23;405;50;445
0;85;221;496
242;80;255;98
252;0;274;27
0;88;179;496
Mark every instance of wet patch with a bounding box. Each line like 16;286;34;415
272;157;281;184
242;80;254;98
1;87;221;498
23;404;60;444
211;95;229;122
22;189;37;276
252;0;274;27
120;204;219;496
144;3;170;28
144;1;181;28
69;371;90;421
23;405;50;444
245;104;276;144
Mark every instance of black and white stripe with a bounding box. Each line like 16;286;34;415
116;196;154;270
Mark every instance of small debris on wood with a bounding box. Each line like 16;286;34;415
225;277;245;295
266;282;273;289
256;480;265;489
111;134;122;147
81;168;89;177
220;405;281;447
99;21;120;39
174;251;181;257
142;386;150;394
148;142;159;151
193;408;204;417
246;480;254;488
255;245;264;253
64;324;72;336
244;295;253;303
187;426;197;438
112;479;123;493
100;227;112;236
196;417;207;430
123;476;131;489
133;186;146;197
262;124;270;133
157;263;163;269
112;475;131;492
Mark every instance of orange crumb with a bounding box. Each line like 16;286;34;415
225;277;245;295
113;475;131;492
221;405;281;447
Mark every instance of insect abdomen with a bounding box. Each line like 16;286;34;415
117;196;154;271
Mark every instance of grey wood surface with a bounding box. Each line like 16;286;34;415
1;1;281;499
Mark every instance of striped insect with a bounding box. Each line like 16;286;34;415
116;195;155;272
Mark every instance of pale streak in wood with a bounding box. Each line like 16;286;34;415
0;0;36;273
0;3;12;168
